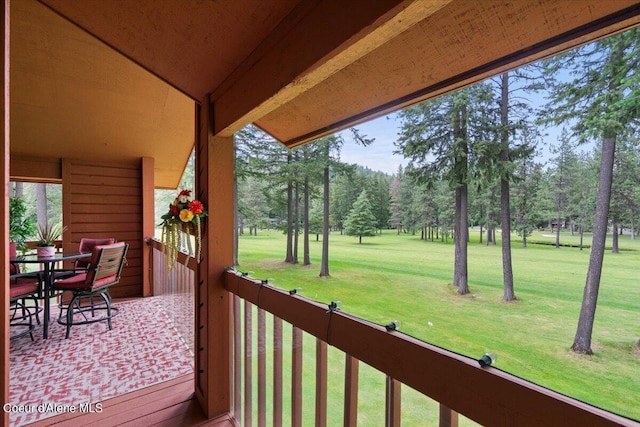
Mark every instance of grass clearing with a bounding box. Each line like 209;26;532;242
238;229;640;421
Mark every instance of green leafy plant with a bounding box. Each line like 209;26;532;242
35;222;66;247
9;197;36;251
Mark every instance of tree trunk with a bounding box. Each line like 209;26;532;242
13;181;23;198
292;177;299;264
611;222;619;253
303;174;310;266
500;72;516;301
555;213;561;249
454;185;470;294
36;183;48;229
571;135;616;354
285;152;294;263
319;149;330;277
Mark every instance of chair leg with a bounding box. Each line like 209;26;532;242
33;298;41;325
10;301;35;341
65;294;80;339
99;292;113;331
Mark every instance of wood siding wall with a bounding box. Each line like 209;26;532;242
62;159;143;298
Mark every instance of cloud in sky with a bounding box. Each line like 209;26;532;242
339;113;407;175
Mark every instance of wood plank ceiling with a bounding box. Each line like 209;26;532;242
11;0;640;187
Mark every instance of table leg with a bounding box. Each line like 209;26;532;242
43;262;51;339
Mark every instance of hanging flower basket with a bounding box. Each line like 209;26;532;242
159;189;207;270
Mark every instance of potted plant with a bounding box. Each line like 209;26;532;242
35;222;66;257
9;196;36;255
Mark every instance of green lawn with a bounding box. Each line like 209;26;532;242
238;229;640;423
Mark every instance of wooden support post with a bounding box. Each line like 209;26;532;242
292;326;303;427
385;376;401;427
195;97;233;418
273;316;283;426
233;295;242;422
439;403;459;427
244;300;253;426
1;2;9;426
344;355;359;427
141;157;154;296
315;339;328;427
258;308;267;427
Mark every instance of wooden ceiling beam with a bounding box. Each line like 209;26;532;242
211;0;452;138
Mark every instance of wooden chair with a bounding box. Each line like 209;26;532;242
55;242;128;338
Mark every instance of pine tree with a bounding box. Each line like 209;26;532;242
541;27;640;354
343;190;378;244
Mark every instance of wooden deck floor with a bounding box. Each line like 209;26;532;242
26;373;236;426
10;295;221;426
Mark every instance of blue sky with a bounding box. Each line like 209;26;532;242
339;112;408;175
337;98;570;175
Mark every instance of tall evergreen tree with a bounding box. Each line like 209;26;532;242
541;27;640;354
396;86;492;295
549;129;579;248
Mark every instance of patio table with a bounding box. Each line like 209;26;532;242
11;251;91;339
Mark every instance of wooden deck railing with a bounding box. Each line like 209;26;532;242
148;238;196;356
145;241;636;426
224;270;638;427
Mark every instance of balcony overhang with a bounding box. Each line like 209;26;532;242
10;0;640;186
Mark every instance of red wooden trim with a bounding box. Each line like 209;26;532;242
225;272;636;427
244;300;253;427
273;317;283;427
195;98;234;419
344;355;359;427
385;377;401;427
258;308;267;427
62;159;72;254
439;404;459;427
291;326;303;427
1;2;9;424
315;339;328;427
141;157;154;296
233;295;241;422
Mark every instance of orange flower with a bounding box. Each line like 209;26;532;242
179;209;194;222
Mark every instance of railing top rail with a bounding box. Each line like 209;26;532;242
147;237;198;271
224;269;638;427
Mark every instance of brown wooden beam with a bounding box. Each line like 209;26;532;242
195;98;234;418
10;156;62;181
1;1;10;425
212;0;450;137
141;157;154;296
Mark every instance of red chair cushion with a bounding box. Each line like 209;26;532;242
76;238;115;268
54;272;88;290
10;281;39;299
